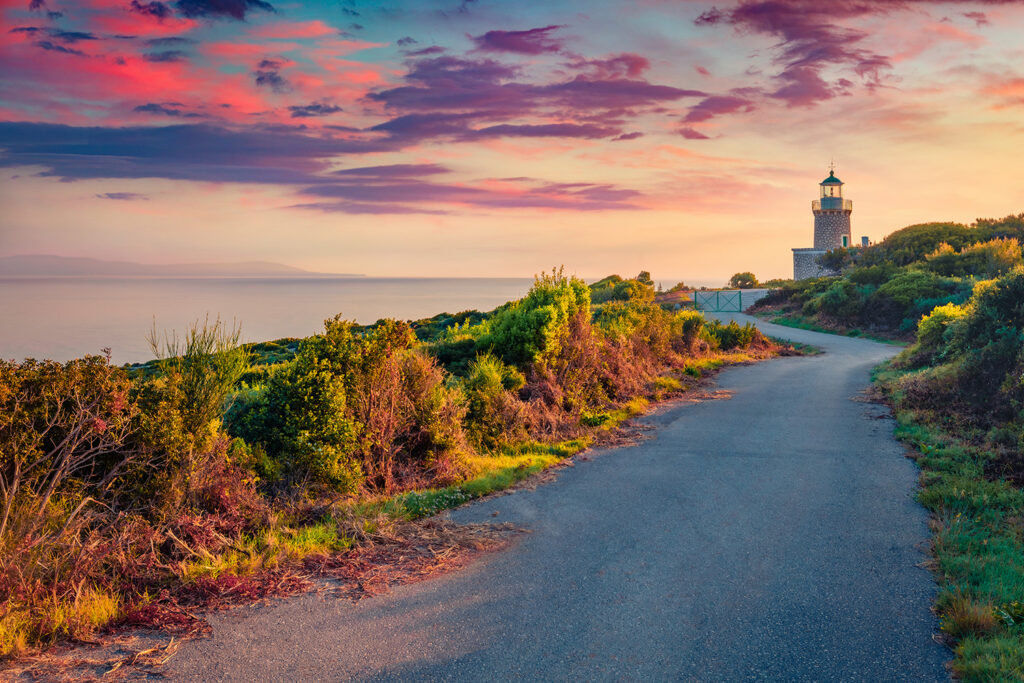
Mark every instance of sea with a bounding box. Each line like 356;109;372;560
0;277;538;364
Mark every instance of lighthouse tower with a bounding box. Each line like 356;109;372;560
792;165;856;279
813;168;852;249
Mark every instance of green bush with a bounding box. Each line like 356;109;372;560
705;320;759;350
926;239;1022;278
590;272;655;304
480;268;591;368
948;267;1024;356
462;354;526;451
874;270;952;309
876;222;975;265
916;303;968;358
848;263;898;285
818;279;865;319
674;310;705;351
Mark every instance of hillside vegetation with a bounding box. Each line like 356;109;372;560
754;214;1024;339
0;269;775;661
755;214;1024;681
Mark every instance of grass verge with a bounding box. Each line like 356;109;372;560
876;365;1024;682
749;309;908;345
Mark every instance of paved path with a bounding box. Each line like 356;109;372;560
170;315;949;682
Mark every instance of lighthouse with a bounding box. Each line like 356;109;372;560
792;165;858;279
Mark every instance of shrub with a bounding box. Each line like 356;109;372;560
948;267;1024;356
916;303;968;358
229;317;469;493
818;279;865;319
848;263;898;285
876;222;975;265
926;239;1023;278
729;272;758;289
229;319;363;493
874;270;952;309
705;320;759;350
818;248;854;273
0;354;135;552
479;268;591;368
462;354;527;451
590;273;654;304
674;310;705;352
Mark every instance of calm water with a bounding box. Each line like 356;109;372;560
0;277;534;364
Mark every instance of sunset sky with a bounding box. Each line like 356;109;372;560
1;0;1022;282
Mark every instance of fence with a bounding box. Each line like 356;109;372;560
693;290;742;312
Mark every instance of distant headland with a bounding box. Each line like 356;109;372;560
0;255;362;278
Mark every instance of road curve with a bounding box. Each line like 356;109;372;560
170;314;950;682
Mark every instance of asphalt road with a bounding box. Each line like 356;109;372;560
169;314;950;682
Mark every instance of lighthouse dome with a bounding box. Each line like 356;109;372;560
821;170;843;185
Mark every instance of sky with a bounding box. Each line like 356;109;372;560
1;0;1023;282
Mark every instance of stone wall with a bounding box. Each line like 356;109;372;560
793;248;827;280
813;211;852;250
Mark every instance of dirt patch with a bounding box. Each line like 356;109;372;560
306;519;522;601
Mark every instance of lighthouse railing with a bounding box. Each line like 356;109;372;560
811;199;853;211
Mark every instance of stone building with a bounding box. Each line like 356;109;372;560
792;167;863;279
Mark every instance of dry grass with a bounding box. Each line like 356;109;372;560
941;590;1000;642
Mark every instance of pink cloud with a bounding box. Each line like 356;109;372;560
984;76;1024;108
248;20;339;39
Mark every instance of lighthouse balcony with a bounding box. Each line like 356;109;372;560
812;198;853;211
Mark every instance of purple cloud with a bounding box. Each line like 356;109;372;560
472;25;566;55
332;164;450;178
684;95;755;123
134;102;202;117
96;192;149;200
288;103;343;118
370;112;481;139
296;175;641;214
694;1;894;106
963;11;989;26
130;0;173;20
254;59;290;93
146;36;197;46
469;122;619;139
568;53;650;79
0;122;394;185
0;122;643;215
144;50;188;62
404;46;446;56
35;41;86;56
679;127;710;140
173;0;275;20
366;54;703;141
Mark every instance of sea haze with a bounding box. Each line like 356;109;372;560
0;277;533;364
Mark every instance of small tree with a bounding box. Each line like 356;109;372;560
729;272;759;289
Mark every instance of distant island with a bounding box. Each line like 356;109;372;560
0;255;362;278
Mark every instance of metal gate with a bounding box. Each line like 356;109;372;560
694;290;742;312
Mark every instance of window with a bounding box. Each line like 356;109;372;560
842;236;849;247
